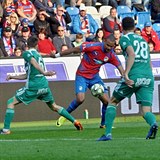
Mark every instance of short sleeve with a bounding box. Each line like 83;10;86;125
22;51;33;62
120;36;131;51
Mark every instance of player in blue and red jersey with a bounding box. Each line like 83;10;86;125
53;34;124;128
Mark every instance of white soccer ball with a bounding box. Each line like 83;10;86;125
91;83;104;97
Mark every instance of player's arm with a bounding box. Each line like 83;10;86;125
30;57;55;76
125;46;135;77
51;46;81;58
6;74;27;81
124;46;135;87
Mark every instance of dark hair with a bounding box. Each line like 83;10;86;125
76;33;83;39
110;7;116;13
122;17;135;31
27;36;38;48
95;28;103;37
134;27;141;32
38;28;47;35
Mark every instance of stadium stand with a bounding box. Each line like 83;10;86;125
99;5;112;19
152;23;160;40
119;12;135;22
117;5;131;18
66;6;79;33
136;11;151;29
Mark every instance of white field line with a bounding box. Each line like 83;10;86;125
0;137;159;142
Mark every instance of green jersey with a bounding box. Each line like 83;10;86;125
23;49;48;90
120;32;153;77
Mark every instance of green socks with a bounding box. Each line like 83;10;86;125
4;108;15;129
143;112;156;126
58;107;75;123
105;105;116;136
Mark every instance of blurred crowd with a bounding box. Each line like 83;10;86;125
0;0;160;57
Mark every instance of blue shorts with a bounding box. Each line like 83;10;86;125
75;74;108;94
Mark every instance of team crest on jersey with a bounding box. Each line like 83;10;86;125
93;51;98;55
122;42;126;46
104;56;109;62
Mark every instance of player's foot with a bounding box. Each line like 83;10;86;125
146;123;158;139
99;125;105;128
56;116;66;127
74;121;83;130
97;134;112;141
0;129;11;135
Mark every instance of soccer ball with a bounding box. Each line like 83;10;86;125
91;83;104;97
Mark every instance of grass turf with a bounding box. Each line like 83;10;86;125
0;116;159;160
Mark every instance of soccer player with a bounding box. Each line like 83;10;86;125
98;17;158;141
0;36;82;135
53;34;125;128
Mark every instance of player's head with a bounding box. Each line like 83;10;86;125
104;34;116;52
27;36;38;48
122;17;135;31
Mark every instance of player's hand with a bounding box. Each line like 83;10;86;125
124;74;134;88
44;71;56;76
6;75;12;81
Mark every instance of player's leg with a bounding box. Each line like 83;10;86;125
90;75;109;128
98;93;110;128
47;101;83;130
136;85;158;139
66;75;87;113
1;96;21;134
56;76;87;126
98;79;132;141
143;106;158;139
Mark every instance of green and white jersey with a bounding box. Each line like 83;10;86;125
120;32;153;77
23;49;48;90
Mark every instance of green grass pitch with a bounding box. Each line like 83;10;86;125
0;116;159;160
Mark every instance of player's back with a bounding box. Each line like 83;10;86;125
23;49;48;89
120;33;153;77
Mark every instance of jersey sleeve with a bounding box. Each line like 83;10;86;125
22;51;33;62
108;51;122;67
80;42;102;53
120;36;132;51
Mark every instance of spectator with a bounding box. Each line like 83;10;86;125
34;0;54;14
16;0;37;23
52;26;73;52
37;28;56;56
17;18;30;37
33;9;52;38
150;0;160;22
16;26;31;51
129;0;150;10
14;47;22;57
141;22;160;51
0;26;16;57
72;4;99;41
49;5;71;37
72;33;83;47
98;0;126;8
102;7;121;38
0;3;4;27
61;44;68;51
92;28;104;42
148;41;155;52
4;12;21;37
113;29;122;54
2;0;16;20
68;0;93;6
134;27;141;35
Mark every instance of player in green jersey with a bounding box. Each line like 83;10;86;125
0;36;82;135
98;17;158;141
